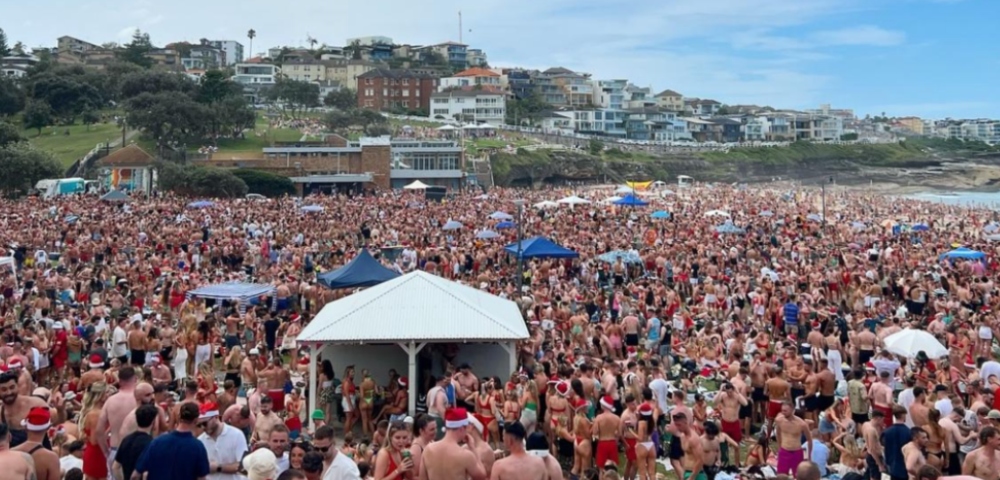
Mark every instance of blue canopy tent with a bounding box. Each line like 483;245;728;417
613;195;649;207
496;221;516;230
317;249;401;289
985;223;1000;233
442;220;463;230
806;213;824;222
186;282;276;312
488;211;514;220
188;200;214;209
650;211;671;219
476;230;501;240
505;237;579;259
911;224;930;232
939;247;986;261
100;190;129;202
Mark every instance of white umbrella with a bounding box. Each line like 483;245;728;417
601;196;623;204
614;185;636;194
436;125;456;131
883;329;948;358
403;180;430;190
704;210;731;218
476;230;500;240
488;211;514;220
557;195;591;205
442;220;463;230
533;201;559;209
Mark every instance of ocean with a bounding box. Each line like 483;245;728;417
906;191;1000;209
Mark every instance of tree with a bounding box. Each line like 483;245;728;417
22;99;53;136
0;76;25;117
101;42;120;50
12;41;24;55
247;29;256;61
0;142;63;196
118;29;153;68
157;162;248;197
506;92;552;126
323;88;357;110
0;122;24;148
119;70;196;100
197;70;243;104
323;110;352;131
125;91;212;147
81;109;100;131
0;28;10;57
231;169;295;197
365;125;391;137
266;79;319;117
588;138;605;155
28;69;103;122
345;40;363;60
209;96;255;139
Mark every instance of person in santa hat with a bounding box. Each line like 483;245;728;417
593;394;622;470
13;406;59;480
78;354;106;393
418;407;487;480
196;401;248;479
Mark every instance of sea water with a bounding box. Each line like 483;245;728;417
906;192;1000;209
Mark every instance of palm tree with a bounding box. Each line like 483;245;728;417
247;29;256;61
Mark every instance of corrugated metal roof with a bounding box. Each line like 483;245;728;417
297;271;528;343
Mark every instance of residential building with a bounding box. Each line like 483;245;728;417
356;68;438;112
314;80;342;102
504;69;534;100
593;109;629;137
57;36;99;55
324;59;380;91
623;84;654;109
358;43;394;62
182;44;225;70
788;114;843;141
345;36;394;47
466;49;488;67
422;42;468;69
233;63;280;103
653;89;684;112
281;59;327;82
959;120;1000;143
534;67;593;107
705;118;742;143
685;99;723;116
625;107;690;141
430;90;506;124
894;117;925;135
1;53;39;77
319;48;347;60
207;40;244;65
146;48;182;71
438;67;503;92
593;80;628;110
804;103;856;120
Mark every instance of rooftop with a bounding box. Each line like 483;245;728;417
655;89;683;98
453;67;500;78
431;90;505;98
357;68;438;79
96;145;155;168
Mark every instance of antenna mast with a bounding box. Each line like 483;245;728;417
459;11;463;43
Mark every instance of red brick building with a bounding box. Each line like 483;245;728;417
356;68;438;112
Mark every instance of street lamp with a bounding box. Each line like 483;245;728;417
821;176;833;228
513;198;527;290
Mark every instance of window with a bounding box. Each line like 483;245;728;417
365;78;373;85
403;101;410;108
415;89;420;97
365;88;374;96
402;89;410;97
383;89;388;96
402;78;410;85
364;100;374;107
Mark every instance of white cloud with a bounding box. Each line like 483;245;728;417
117;26;139;41
811;25;906;47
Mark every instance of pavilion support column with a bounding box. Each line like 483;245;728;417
397;341;428;416
499;341;518;375
307;343;320;426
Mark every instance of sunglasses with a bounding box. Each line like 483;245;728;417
313;445;331;453
196;421;209;428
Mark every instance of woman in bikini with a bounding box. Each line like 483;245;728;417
373;420;414;480
571;397;592;479
502;387;521;432
359;369;377;436
80;382;109;480
342;365;359;435
469;379;499;448
635;403;657;480
519;375;540;435
193;321;213;376
924;409;949;471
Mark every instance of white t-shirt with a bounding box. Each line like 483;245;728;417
198;424;249;480
934;398;953;417
323;451;362;480
981;361;1000;384
897;388;915;428
649;378;671;413
112;326;128;357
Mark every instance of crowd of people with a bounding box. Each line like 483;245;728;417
0;182;998;480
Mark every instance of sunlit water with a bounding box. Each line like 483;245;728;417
906;192;1000;209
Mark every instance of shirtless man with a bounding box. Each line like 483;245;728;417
870;371;895;428
715;382;748;444
676;411;705;480
127;320;147;367
13;407;58;480
525;432;563;480
910;387;930;427
904;427;929;480
862;410;888;478
764;366;791;435
252;396;282;443
701;421;741;479
749;353;770;428
148;355;171;387
119;382;168;438
622;313;641;350
96;366;138;471
0;423;35;480
940;407;975;476
8;360;32;396
454;364;479;411
419;408;487;480
805;359;837;423
774;401;812;476
962;426;1000;480
467;417;495;477
856;328;877;366
0;371;48;449
79;354;105;392
490;422;549;480
593;395;622;469
241;348;258;393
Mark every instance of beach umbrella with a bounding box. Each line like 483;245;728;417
187;200;214;209
883;329;948;359
496;221;516;230
650;211;671;219
601;196;623;204
806;213;824;222
301;205;325;213
759;210;774;217
911;224;930;232
442;220;463;230
987;234;1000;242
985;223;1000;233
613;195;649;207
557;195;591;205
659;189;676;196
614;185;636;194
940;247;986;261
704;210;730;218
598;250;643;264
476;230;501;240
534;201;559;209
488;211;514;220
851;221;867;230
715;221;745;235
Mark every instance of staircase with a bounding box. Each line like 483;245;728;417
469;156;495;190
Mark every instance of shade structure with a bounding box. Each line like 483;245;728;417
476;230;501;240
911;224;929;231
100;190;129;202
442;220;463;230
598;250;642;264
533;201;559;209
479;123;497;129
436;124;456;131
187;200;214;209
715;221;745;235
488;211;514;220
614;185;636;194
650;210;671;219
940;247;985;261
759;210;774;217
495;221;516;230
317;249;400;289
301;205;325;213
985;223;1000;233
186;282;276;312
883;329;948;358
806;213;823;222
601;196;623;204
704;210;730;218
987;234;1000;242
613;194;649;207
505;236;579;259
557;195;591;205
403;180;430;190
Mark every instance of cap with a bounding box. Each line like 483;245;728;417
21;406;51;432
311;409;325;420
242;447;279;480
249;348;260;355
403;416;414;425
89;354;103;369
988;410;1000;420
444;407;470;429
198;402;220;420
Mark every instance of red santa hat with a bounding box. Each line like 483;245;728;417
600;395;615;411
21;406;51;432
627;346;638;357
638;403;654;417
444;408;470;429
398;377;408;388
198;402;220;420
554;381;571;397
7;359;22;370
572;398;590;412
865;361;876;371
89;354;103;369
547;375;561;384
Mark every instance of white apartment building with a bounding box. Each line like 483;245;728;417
208;40;244;65
1;54;39;78
438;67;503;92
233;63;279;85
281;60;327;82
430;90;506;125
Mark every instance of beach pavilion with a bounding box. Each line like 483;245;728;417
296;270;529;418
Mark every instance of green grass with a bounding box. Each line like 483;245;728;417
26;122;123;168
698;139;987;166
465;137;537;155
388;117;447;129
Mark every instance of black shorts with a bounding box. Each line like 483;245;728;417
739;403;752;418
130;350;146;366
625;333;639;347
817;394;836;412
752;387;767;403
859;349;874;365
669;434;684;460
804;395;821;412
852;412;870;425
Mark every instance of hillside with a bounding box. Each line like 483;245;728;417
490;139;1000;187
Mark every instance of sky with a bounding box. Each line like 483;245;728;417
4;0;998;119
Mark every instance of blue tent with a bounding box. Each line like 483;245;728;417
100;190;129;202
911;224;930;232
505;236;579;259
939;247;986;261
496;221;516;230
613;194;649;207
650;210;671;219
317;249;401;289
